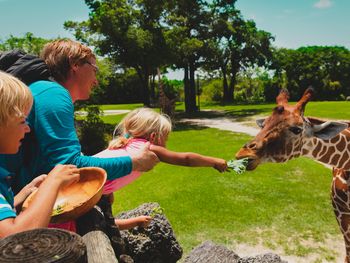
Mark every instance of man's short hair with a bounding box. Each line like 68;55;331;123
41;39;95;83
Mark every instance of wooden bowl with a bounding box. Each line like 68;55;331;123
22;167;107;224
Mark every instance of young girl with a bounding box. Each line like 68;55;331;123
94;107;227;228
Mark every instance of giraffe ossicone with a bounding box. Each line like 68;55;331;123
236;88;350;262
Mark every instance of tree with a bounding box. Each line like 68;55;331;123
206;0;274;102
271;46;350;100
165;0;210;112
65;0;171;106
0;32;51;55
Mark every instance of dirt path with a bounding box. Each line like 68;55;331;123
179;117;259;136
178;113;345;263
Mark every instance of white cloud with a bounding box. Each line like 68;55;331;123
314;0;333;9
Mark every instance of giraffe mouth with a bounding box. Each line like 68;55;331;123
236;156;260;170
235;148;260;170
245;158;260;170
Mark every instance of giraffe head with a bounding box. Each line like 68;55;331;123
235;88;348;170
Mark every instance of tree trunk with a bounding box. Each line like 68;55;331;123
221;65;229;102
226;58;240;103
183;65;192;113
142;71;150;106
227;73;235;103
150;73;156;103
135;66;150;106
189;61;197;112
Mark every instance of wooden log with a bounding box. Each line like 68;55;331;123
0;228;87;263
82;231;117;263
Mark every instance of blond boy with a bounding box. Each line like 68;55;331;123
0;71;80;237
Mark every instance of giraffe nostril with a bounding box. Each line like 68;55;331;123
246;142;257;150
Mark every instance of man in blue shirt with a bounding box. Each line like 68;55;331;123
2;39;158;191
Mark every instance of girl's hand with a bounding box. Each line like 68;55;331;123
213;158;228;173
47;164;80;188
136;215;152;228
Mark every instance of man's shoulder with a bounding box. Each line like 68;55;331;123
30;80;71;101
29;80;64;92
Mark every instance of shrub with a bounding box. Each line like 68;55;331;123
77;105;108;155
201;79;223;102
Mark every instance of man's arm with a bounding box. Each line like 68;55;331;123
31;82;158;179
31;82;132;179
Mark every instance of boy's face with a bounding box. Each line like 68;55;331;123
0;112;30;154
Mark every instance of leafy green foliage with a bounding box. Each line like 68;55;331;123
201;78;223;102
0;32;52;55
205;1;274;103
76;105;108;155
65;0;172;106
271;46;350;100
227;158;249;174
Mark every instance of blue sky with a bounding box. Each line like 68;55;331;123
0;0;89;39
0;0;348;48
0;0;349;79
236;0;350;49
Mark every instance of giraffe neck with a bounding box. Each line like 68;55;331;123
302;129;350;170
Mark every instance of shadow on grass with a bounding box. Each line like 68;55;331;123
224;108;269;122
175;107;270;122
173;122;208;132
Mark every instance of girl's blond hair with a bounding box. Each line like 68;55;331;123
109;108;172;149
0;71;33;126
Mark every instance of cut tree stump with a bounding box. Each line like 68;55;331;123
0;228;87;263
82;231;117;263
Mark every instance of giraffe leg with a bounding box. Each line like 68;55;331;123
331;168;350;262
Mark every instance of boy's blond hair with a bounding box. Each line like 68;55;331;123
41;39;95;83
0;71;33;125
109;108;172;149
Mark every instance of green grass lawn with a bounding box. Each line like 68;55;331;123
100;114;127;125
97;100;350;121
197;101;350;121
99;103;143;111
86;101;347;261
111;125;339;261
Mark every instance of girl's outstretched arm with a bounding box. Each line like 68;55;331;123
150;145;227;172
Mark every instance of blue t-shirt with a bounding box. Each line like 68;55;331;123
0;167;16;220
0;80;132;190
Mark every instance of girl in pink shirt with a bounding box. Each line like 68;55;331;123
95;107;228;228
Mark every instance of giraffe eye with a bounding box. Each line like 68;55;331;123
289;126;302;135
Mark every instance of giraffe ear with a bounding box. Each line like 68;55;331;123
312;121;348;140
276;89;289;106
256;118;265;128
295;87;314;115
